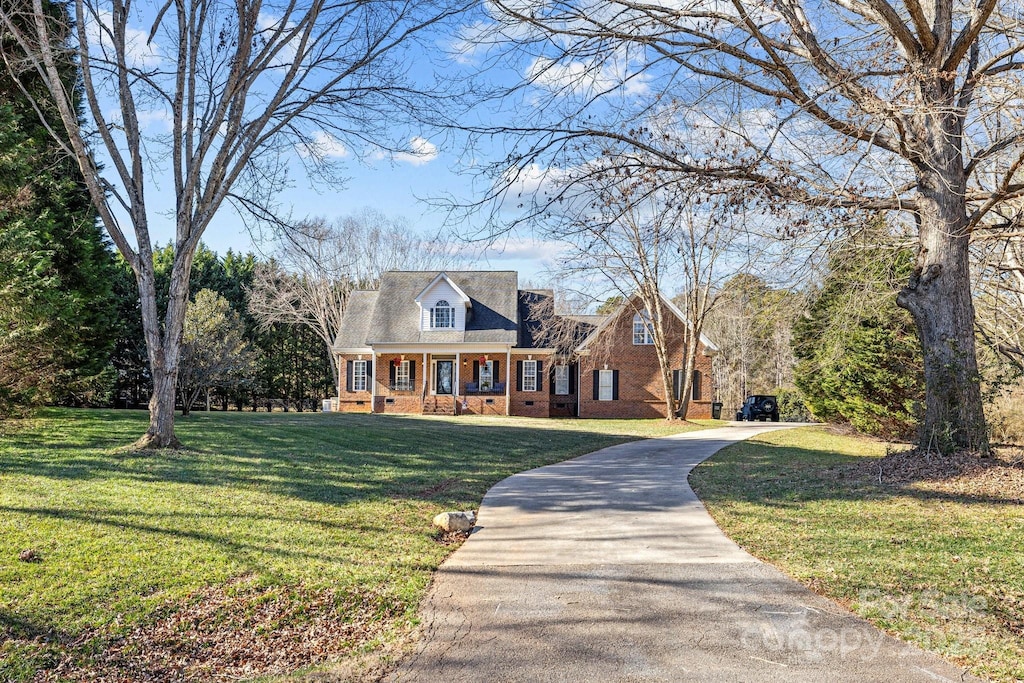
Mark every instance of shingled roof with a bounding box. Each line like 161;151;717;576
333;290;379;349
334;271;520;348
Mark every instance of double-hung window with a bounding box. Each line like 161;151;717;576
554;365;569;395
598;369;614;401
396;360;411;390
522;360;538;392
353;360;368;392
430;300;454;329
633;311;654;345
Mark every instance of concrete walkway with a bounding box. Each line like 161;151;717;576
391;424;979;682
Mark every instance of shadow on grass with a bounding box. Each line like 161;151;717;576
692;440;1021;508
0;409;677;512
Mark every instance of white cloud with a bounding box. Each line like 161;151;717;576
393;136;439;166
449;20;496;65
84;9;161;68
498;162;570;209
459;236;567;262
298;131;349;159
101;107;172;133
526;48;649;98
257;12;299;67
136;109;172;131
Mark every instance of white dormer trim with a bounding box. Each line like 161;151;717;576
414;272;471;308
416;272;472;332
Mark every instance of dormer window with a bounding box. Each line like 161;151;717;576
431;300;455;329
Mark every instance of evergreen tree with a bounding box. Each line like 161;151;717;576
109;244;332;411
0;2;117;413
178;289;256;415
793;225;924;440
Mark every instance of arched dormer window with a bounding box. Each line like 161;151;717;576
431;299;455;329
633;310;655;345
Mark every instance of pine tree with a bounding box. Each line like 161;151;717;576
0;3;117;413
793;225;924;439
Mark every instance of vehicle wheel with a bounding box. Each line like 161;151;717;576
760;400;776;413
735;412;743;421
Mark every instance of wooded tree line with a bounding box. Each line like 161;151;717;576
4;0;1023;452
1;232;337;417
112;243;336;414
705;217;1022;444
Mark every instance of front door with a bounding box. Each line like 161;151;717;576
435;360;453;395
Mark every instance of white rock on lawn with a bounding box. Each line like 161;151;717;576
433;511;476;532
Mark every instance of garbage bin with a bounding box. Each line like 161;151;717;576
711;402;723;420
322;399;332;413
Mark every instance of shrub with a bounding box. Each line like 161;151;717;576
775;388;813;422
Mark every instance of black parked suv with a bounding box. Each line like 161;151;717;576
736;395;780;422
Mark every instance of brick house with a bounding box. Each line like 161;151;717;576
331;271;718;418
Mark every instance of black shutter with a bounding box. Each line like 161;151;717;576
593;370;600;400
493;360;500;383
473;360;479;382
569;364;577;394
389;361;396;387
346;361;354;392
367;361;373;390
549;365;556;395
672;370;682;401
612;370;619;400
516;360;523;391
692;370;702;401
409;360;416;382
536;361;543;391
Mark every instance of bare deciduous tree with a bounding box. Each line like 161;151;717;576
974;236;1024;377
541;171;737;419
247;209;461;387
0;0;465;447
468;0;1024;452
703;274;803;413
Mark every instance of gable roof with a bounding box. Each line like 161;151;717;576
333;271;719;353
517;289;553;348
338;271;519;347
575;292;719;353
414;272;471;307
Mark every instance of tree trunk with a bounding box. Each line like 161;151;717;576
897;131;988;454
659;360;678;420
678;334;699;421
132;245;194;449
138;362;181;448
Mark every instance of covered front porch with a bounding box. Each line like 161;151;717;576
369;346;512;416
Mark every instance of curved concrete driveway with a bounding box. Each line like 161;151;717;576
392;425;978;682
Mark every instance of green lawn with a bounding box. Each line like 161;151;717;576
690;427;1024;682
0;408;716;680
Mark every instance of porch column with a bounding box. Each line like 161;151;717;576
369;353;376;413
422;353;428;398
336;354;342;406
455;352;461;397
505;347;511;416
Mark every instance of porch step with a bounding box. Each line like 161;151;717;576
422;397;456;415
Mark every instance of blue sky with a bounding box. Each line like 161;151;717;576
186;154;560;283
89;1;793;296
89;1;565;285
